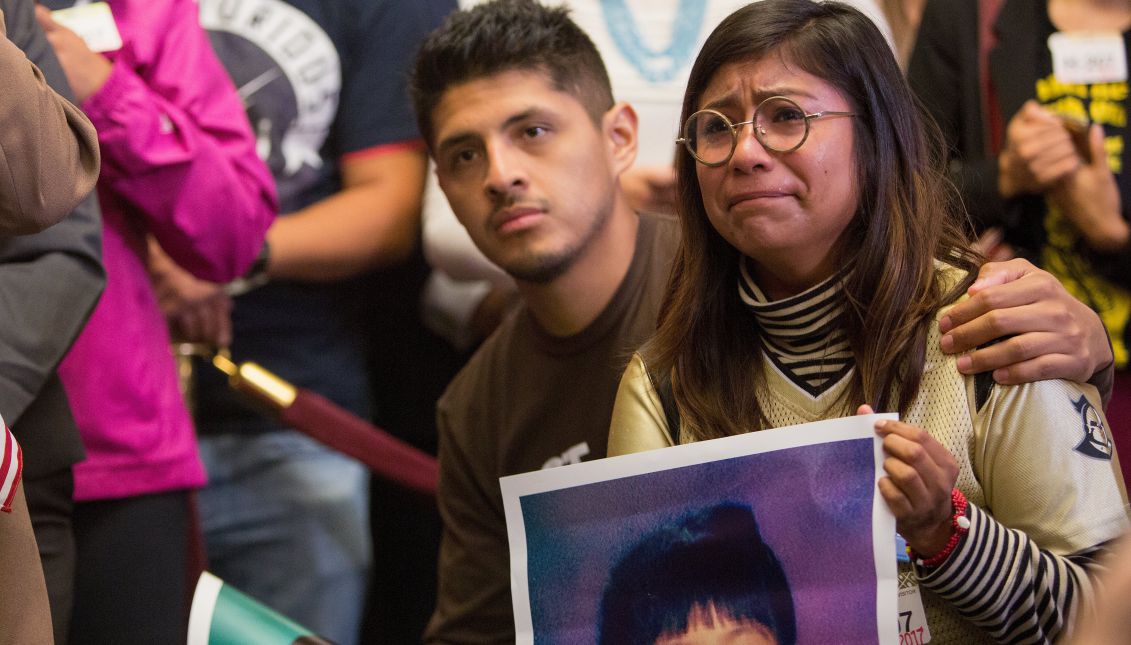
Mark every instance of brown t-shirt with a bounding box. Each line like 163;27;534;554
425;213;679;644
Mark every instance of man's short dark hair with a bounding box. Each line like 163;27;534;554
410;0;614;147
598;503;797;645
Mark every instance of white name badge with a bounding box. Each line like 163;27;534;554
51;2;122;54
897;571;932;644
1048;32;1127;84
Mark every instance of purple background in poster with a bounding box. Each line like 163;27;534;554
519;437;879;644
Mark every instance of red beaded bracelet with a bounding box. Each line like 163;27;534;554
912;488;971;568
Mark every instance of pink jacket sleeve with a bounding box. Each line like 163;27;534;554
82;0;276;282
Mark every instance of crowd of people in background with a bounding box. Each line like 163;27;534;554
1;0;1131;643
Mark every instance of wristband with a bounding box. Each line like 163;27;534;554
912;488;971;568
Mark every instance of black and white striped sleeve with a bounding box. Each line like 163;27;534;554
916;503;1110;643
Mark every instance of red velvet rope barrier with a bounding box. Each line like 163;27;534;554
278;388;438;498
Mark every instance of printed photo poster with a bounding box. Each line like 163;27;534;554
501;414;899;645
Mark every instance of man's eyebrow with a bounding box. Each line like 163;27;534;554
435;107;547;154
436;132;478;155
502;108;543;129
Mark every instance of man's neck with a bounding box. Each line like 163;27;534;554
518;197;641;338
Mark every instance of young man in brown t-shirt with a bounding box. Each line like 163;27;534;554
411;4;675;640
409;2;1116;642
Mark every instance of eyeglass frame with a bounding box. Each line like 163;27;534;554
675;95;857;167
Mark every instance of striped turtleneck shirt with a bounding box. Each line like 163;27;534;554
737;259;853;398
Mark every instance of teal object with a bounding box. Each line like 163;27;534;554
208;582;313;645
599;0;706;83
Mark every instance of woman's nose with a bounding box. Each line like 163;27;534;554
729;121;774;171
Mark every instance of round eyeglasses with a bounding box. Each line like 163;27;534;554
676;95;856;166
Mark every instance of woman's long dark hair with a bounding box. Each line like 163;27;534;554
646;0;979;441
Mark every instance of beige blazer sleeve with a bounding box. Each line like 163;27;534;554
607;353;676;456
0;8;99;235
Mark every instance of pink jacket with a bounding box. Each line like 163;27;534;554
57;0;276;501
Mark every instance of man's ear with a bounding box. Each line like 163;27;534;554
603;102;638;177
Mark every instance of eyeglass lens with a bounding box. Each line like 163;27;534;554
683;97;810;164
